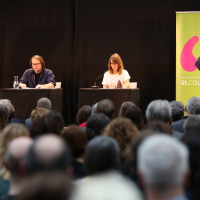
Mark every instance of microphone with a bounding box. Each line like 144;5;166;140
91;73;104;88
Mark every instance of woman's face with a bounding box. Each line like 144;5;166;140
110;59;119;73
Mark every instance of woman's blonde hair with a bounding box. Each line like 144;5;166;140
30;108;50;124
108;53;124;75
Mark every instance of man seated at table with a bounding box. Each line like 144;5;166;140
19;55;56;89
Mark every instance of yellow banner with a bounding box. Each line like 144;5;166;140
176;12;200;106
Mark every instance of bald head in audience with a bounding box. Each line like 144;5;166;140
25;134;71;175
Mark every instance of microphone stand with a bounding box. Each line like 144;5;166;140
91;73;104;88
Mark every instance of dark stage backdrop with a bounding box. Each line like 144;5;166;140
0;0;199;124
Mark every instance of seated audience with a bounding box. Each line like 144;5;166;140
124;105;144;130
76;105;92;131
25;97;52;128
72;136;142;200
16;172;72;200
145;99;182;139
85;113;110;141
0;99;21;124
103;117;139;164
119;101;135;117
182;131;200;200
183;115;200;135
96;99;115;119
0;124;30;197
30;110;64;138
171;96;200;133
170;100;184;123
137;134;189;200
0;105;8;132
61;125;87;179
1;137;33;200
25;134;71;175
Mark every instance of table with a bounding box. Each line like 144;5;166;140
0;88;63;122
79;88;140;116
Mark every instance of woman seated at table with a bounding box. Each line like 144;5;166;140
102;53;130;88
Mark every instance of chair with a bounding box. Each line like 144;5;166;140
55;82;61;88
130;82;137;89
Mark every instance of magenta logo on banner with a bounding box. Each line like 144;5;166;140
180;36;199;72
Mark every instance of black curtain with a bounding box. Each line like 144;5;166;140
0;0;200;125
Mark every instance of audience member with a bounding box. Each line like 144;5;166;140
25;134;71;175
144;120;172;136
96;99;115;119
171;96;200;133
61;125;87;179
183;115;200;135
119;101;135;117
145;99;182;139
72;136;142;200
1;137;33;200
25;97;52;128
0;105;8;131
83;136;120;177
76;105;92;131
0;124;30;197
137;134;189;200
30;110;64;138
0;99;21;124
30;108;50;125
16;172;72;200
85;113;110;141
182;132;200;200
124;105;144;130
103;117;139;164
170;100;184;123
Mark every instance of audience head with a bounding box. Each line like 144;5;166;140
124;105;144;130
119;101;135;117
186;96;200;115
182;131;200;200
183;115;200;135
0;99;15;123
170;100;184;122
96;99;115;119
30;110;64;138
36;97;52;110
145;99;171;123
4;137;33;177
138;134;189;196
0;123;30;164
0;104;8;131
86;113;110;141
61;125;87;159
25;134;71;175
76;105;92;125
46;110;64;132
103;117;139;162
16;172;72;200
84;136;120;175
30;108;50;124
144;120;172;136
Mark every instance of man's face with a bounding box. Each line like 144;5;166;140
31;58;42;74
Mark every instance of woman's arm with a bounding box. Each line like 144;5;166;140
103;84;109;88
122;79;130;88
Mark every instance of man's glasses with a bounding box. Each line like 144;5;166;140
32;63;41;66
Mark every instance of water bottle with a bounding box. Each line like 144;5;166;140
117;80;122;88
13;76;19;88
